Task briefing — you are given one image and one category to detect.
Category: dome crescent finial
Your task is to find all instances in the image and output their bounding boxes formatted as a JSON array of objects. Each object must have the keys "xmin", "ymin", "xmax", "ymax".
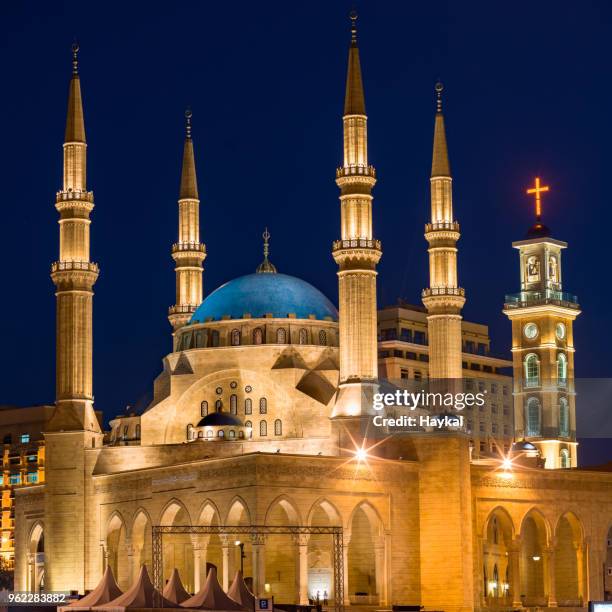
[
  {"xmin": 435, "ymin": 80, "xmax": 443, "ymax": 113},
  {"xmin": 72, "ymin": 40, "xmax": 79, "ymax": 75}
]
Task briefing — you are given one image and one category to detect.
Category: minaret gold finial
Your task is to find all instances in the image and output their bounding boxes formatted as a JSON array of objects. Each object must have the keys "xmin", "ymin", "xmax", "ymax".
[
  {"xmin": 72, "ymin": 41, "xmax": 79, "ymax": 75},
  {"xmin": 256, "ymin": 227, "xmax": 277, "ymax": 274},
  {"xmin": 349, "ymin": 10, "xmax": 358, "ymax": 44},
  {"xmin": 435, "ymin": 81, "xmax": 443, "ymax": 113},
  {"xmin": 185, "ymin": 108, "xmax": 192, "ymax": 139}
]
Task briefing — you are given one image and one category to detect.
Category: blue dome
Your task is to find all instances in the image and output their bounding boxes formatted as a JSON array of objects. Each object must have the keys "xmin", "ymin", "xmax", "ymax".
[{"xmin": 190, "ymin": 273, "xmax": 338, "ymax": 323}]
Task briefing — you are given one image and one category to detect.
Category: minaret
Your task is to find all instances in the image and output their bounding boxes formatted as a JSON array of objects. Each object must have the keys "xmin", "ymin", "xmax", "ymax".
[
  {"xmin": 45, "ymin": 43, "xmax": 103, "ymax": 595},
  {"xmin": 48, "ymin": 44, "xmax": 101, "ymax": 433},
  {"xmin": 168, "ymin": 110, "xmax": 206, "ymax": 331},
  {"xmin": 421, "ymin": 83, "xmax": 465, "ymax": 380},
  {"xmin": 504, "ymin": 178, "xmax": 581, "ymax": 469},
  {"xmin": 332, "ymin": 12, "xmax": 382, "ymax": 418}
]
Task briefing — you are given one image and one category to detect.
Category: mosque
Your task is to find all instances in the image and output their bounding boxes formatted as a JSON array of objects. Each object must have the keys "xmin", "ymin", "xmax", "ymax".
[{"xmin": 11, "ymin": 14, "xmax": 612, "ymax": 612}]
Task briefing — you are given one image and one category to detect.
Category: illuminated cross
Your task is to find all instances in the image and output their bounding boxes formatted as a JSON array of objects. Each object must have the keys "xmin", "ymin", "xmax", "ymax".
[{"xmin": 526, "ymin": 177, "xmax": 550, "ymax": 222}]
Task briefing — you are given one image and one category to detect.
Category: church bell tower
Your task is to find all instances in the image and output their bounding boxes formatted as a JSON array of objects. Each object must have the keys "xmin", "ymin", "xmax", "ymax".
[{"xmin": 503, "ymin": 178, "xmax": 581, "ymax": 468}]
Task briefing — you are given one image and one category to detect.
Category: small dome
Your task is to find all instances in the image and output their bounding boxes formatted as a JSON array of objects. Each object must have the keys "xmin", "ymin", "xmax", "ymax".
[
  {"xmin": 526, "ymin": 222, "xmax": 551, "ymax": 239},
  {"xmin": 512, "ymin": 440, "xmax": 538, "ymax": 452},
  {"xmin": 198, "ymin": 412, "xmax": 243, "ymax": 427},
  {"xmin": 190, "ymin": 273, "xmax": 338, "ymax": 323}
]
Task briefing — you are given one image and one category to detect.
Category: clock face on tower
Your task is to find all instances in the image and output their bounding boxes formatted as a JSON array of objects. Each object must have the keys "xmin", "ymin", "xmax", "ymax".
[
  {"xmin": 556, "ymin": 322, "xmax": 566, "ymax": 340},
  {"xmin": 524, "ymin": 322, "xmax": 538, "ymax": 339}
]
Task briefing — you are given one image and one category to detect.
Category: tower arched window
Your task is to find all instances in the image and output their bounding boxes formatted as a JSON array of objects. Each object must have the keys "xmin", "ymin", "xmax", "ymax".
[
  {"xmin": 211, "ymin": 330, "xmax": 220, "ymax": 347},
  {"xmin": 230, "ymin": 394, "xmax": 237, "ymax": 415},
  {"xmin": 299, "ymin": 328, "xmax": 308, "ymax": 345},
  {"xmin": 201, "ymin": 401, "xmax": 208, "ymax": 417},
  {"xmin": 274, "ymin": 419, "xmax": 282, "ymax": 436},
  {"xmin": 559, "ymin": 397, "xmax": 570, "ymax": 437},
  {"xmin": 231, "ymin": 329, "xmax": 241, "ymax": 346},
  {"xmin": 135, "ymin": 424, "xmax": 141, "ymax": 440},
  {"xmin": 319, "ymin": 330, "xmax": 327, "ymax": 345},
  {"xmin": 253, "ymin": 328, "xmax": 263, "ymax": 345},
  {"xmin": 525, "ymin": 397, "xmax": 541, "ymax": 437},
  {"xmin": 215, "ymin": 399, "xmax": 223, "ymax": 412},
  {"xmin": 557, "ymin": 353, "xmax": 567, "ymax": 386},
  {"xmin": 524, "ymin": 353, "xmax": 540, "ymax": 388},
  {"xmin": 259, "ymin": 397, "xmax": 267, "ymax": 414},
  {"xmin": 276, "ymin": 328, "xmax": 287, "ymax": 344},
  {"xmin": 260, "ymin": 420, "xmax": 267, "ymax": 436},
  {"xmin": 560, "ymin": 448, "xmax": 570, "ymax": 468},
  {"xmin": 245, "ymin": 398, "xmax": 252, "ymax": 415}
]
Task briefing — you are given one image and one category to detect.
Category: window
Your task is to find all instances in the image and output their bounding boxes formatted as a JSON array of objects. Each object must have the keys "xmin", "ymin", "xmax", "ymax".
[
  {"xmin": 195, "ymin": 331, "xmax": 205, "ymax": 348},
  {"xmin": 557, "ymin": 353, "xmax": 567, "ymax": 386},
  {"xmin": 274, "ymin": 419, "xmax": 282, "ymax": 436},
  {"xmin": 394, "ymin": 350, "xmax": 403, "ymax": 358},
  {"xmin": 319, "ymin": 330, "xmax": 327, "ymax": 345},
  {"xmin": 230, "ymin": 395, "xmax": 237, "ymax": 415},
  {"xmin": 503, "ymin": 425, "xmax": 509, "ymax": 435},
  {"xmin": 228, "ymin": 430, "xmax": 236, "ymax": 439},
  {"xmin": 559, "ymin": 397, "xmax": 570, "ymax": 437},
  {"xmin": 215, "ymin": 399, "xmax": 223, "ymax": 411},
  {"xmin": 465, "ymin": 341, "xmax": 475, "ymax": 354},
  {"xmin": 3, "ymin": 435, "xmax": 11, "ymax": 444},
  {"xmin": 491, "ymin": 384, "xmax": 498, "ymax": 394},
  {"xmin": 218, "ymin": 430, "xmax": 224, "ymax": 438},
  {"xmin": 400, "ymin": 369, "xmax": 409, "ymax": 380},
  {"xmin": 524, "ymin": 353, "xmax": 540, "ymax": 387},
  {"xmin": 20, "ymin": 434, "xmax": 30, "ymax": 444},
  {"xmin": 492, "ymin": 423, "xmax": 498, "ymax": 434},
  {"xmin": 245, "ymin": 398, "xmax": 252, "ymax": 414},
  {"xmin": 259, "ymin": 397, "xmax": 267, "ymax": 414},
  {"xmin": 9, "ymin": 474, "xmax": 20, "ymax": 485},
  {"xmin": 406, "ymin": 352, "xmax": 417, "ymax": 360},
  {"xmin": 299, "ymin": 328, "xmax": 308, "ymax": 345},
  {"xmin": 260, "ymin": 420, "xmax": 267, "ymax": 436},
  {"xmin": 414, "ymin": 331, "xmax": 426, "ymax": 345},
  {"xmin": 560, "ymin": 448, "xmax": 570, "ymax": 468},
  {"xmin": 253, "ymin": 328, "xmax": 263, "ymax": 345},
  {"xmin": 26, "ymin": 472, "xmax": 38, "ymax": 484},
  {"xmin": 211, "ymin": 330, "xmax": 220, "ymax": 347},
  {"xmin": 419, "ymin": 354, "xmax": 429, "ymax": 362},
  {"xmin": 478, "ymin": 382, "xmax": 486, "ymax": 393},
  {"xmin": 503, "ymin": 386, "xmax": 509, "ymax": 396},
  {"xmin": 135, "ymin": 424, "xmax": 141, "ymax": 439},
  {"xmin": 206, "ymin": 430, "xmax": 213, "ymax": 438},
  {"xmin": 123, "ymin": 425, "xmax": 128, "ymax": 438},
  {"xmin": 414, "ymin": 371, "xmax": 422, "ymax": 381},
  {"xmin": 201, "ymin": 401, "xmax": 208, "ymax": 416},
  {"xmin": 526, "ymin": 397, "xmax": 541, "ymax": 436},
  {"xmin": 245, "ymin": 420, "xmax": 252, "ymax": 429},
  {"xmin": 478, "ymin": 343, "xmax": 487, "ymax": 355},
  {"xmin": 187, "ymin": 424, "xmax": 193, "ymax": 440},
  {"xmin": 276, "ymin": 328, "xmax": 287, "ymax": 344},
  {"xmin": 491, "ymin": 403, "xmax": 498, "ymax": 414},
  {"xmin": 400, "ymin": 328, "xmax": 412, "ymax": 342},
  {"xmin": 479, "ymin": 422, "xmax": 485, "ymax": 433},
  {"xmin": 231, "ymin": 329, "xmax": 241, "ymax": 346}
]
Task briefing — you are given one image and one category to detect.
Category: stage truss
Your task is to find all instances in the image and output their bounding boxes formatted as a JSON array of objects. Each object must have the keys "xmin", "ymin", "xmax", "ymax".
[{"xmin": 152, "ymin": 524, "xmax": 344, "ymax": 612}]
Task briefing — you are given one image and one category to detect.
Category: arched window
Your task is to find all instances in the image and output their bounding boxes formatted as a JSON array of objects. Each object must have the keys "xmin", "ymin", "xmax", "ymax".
[
  {"xmin": 245, "ymin": 398, "xmax": 252, "ymax": 414},
  {"xmin": 215, "ymin": 399, "xmax": 223, "ymax": 412},
  {"xmin": 319, "ymin": 330, "xmax": 327, "ymax": 345},
  {"xmin": 123, "ymin": 425, "xmax": 128, "ymax": 438},
  {"xmin": 260, "ymin": 420, "xmax": 267, "ymax": 436},
  {"xmin": 245, "ymin": 420, "xmax": 252, "ymax": 429},
  {"xmin": 238, "ymin": 431, "xmax": 244, "ymax": 439},
  {"xmin": 201, "ymin": 401, "xmax": 208, "ymax": 417},
  {"xmin": 524, "ymin": 353, "xmax": 540, "ymax": 387},
  {"xmin": 560, "ymin": 448, "xmax": 570, "ymax": 468},
  {"xmin": 231, "ymin": 329, "xmax": 241, "ymax": 346},
  {"xmin": 557, "ymin": 353, "xmax": 567, "ymax": 386},
  {"xmin": 253, "ymin": 328, "xmax": 263, "ymax": 345},
  {"xmin": 230, "ymin": 394, "xmax": 237, "ymax": 415},
  {"xmin": 276, "ymin": 328, "xmax": 287, "ymax": 344},
  {"xmin": 198, "ymin": 430, "xmax": 204, "ymax": 438},
  {"xmin": 218, "ymin": 430, "xmax": 224, "ymax": 438},
  {"xmin": 211, "ymin": 330, "xmax": 220, "ymax": 347},
  {"xmin": 135, "ymin": 424, "xmax": 141, "ymax": 439},
  {"xmin": 206, "ymin": 430, "xmax": 212, "ymax": 438},
  {"xmin": 186, "ymin": 424, "xmax": 193, "ymax": 440},
  {"xmin": 526, "ymin": 397, "xmax": 541, "ymax": 437},
  {"xmin": 274, "ymin": 419, "xmax": 282, "ymax": 436},
  {"xmin": 259, "ymin": 398, "xmax": 267, "ymax": 414},
  {"xmin": 559, "ymin": 397, "xmax": 570, "ymax": 437},
  {"xmin": 229, "ymin": 430, "xmax": 236, "ymax": 439},
  {"xmin": 299, "ymin": 328, "xmax": 308, "ymax": 345}
]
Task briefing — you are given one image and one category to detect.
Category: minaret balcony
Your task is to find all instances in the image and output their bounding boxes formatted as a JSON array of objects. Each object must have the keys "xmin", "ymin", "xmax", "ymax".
[
  {"xmin": 51, "ymin": 261, "xmax": 99, "ymax": 274},
  {"xmin": 504, "ymin": 290, "xmax": 579, "ymax": 310},
  {"xmin": 336, "ymin": 164, "xmax": 376, "ymax": 179},
  {"xmin": 422, "ymin": 287, "xmax": 465, "ymax": 298},
  {"xmin": 56, "ymin": 189, "xmax": 94, "ymax": 203},
  {"xmin": 171, "ymin": 242, "xmax": 206, "ymax": 254},
  {"xmin": 332, "ymin": 238, "xmax": 381, "ymax": 251},
  {"xmin": 169, "ymin": 304, "xmax": 197, "ymax": 315},
  {"xmin": 425, "ymin": 221, "xmax": 460, "ymax": 232}
]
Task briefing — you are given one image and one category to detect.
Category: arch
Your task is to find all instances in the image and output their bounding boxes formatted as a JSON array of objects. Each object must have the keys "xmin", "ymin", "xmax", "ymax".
[
  {"xmin": 132, "ymin": 508, "xmax": 152, "ymax": 584},
  {"xmin": 159, "ymin": 498, "xmax": 192, "ymax": 526},
  {"xmin": 482, "ymin": 508, "xmax": 515, "ymax": 603},
  {"xmin": 307, "ymin": 498, "xmax": 342, "ymax": 527},
  {"xmin": 276, "ymin": 328, "xmax": 287, "ymax": 344},
  {"xmin": 253, "ymin": 328, "xmax": 263, "ymax": 345},
  {"xmin": 519, "ymin": 508, "xmax": 550, "ymax": 605},
  {"xmin": 274, "ymin": 419, "xmax": 282, "ymax": 436},
  {"xmin": 158, "ymin": 499, "xmax": 193, "ymax": 592},
  {"xmin": 197, "ymin": 500, "xmax": 222, "ymax": 526},
  {"xmin": 231, "ymin": 329, "xmax": 241, "ymax": 346},
  {"xmin": 106, "ymin": 511, "xmax": 129, "ymax": 590},
  {"xmin": 483, "ymin": 506, "xmax": 516, "ymax": 543},
  {"xmin": 299, "ymin": 328, "xmax": 308, "ymax": 345},
  {"xmin": 28, "ymin": 522, "xmax": 45, "ymax": 593},
  {"xmin": 554, "ymin": 512, "xmax": 584, "ymax": 605},
  {"xmin": 557, "ymin": 352, "xmax": 568, "ymax": 385},
  {"xmin": 264, "ymin": 494, "xmax": 302, "ymax": 525},
  {"xmin": 524, "ymin": 353, "xmax": 540, "ymax": 387},
  {"xmin": 225, "ymin": 496, "xmax": 252, "ymax": 525},
  {"xmin": 525, "ymin": 397, "xmax": 541, "ymax": 437},
  {"xmin": 259, "ymin": 397, "xmax": 268, "ymax": 414},
  {"xmin": 346, "ymin": 500, "xmax": 384, "ymax": 535}
]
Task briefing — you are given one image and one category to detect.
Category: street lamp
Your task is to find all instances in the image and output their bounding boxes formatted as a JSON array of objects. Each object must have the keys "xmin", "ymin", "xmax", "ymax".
[{"xmin": 235, "ymin": 540, "xmax": 246, "ymax": 573}]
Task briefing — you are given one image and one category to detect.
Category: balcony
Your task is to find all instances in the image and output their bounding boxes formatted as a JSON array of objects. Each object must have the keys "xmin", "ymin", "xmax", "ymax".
[
  {"xmin": 55, "ymin": 189, "xmax": 94, "ymax": 204},
  {"xmin": 51, "ymin": 261, "xmax": 99, "ymax": 273},
  {"xmin": 332, "ymin": 238, "xmax": 381, "ymax": 251},
  {"xmin": 169, "ymin": 304, "xmax": 197, "ymax": 315},
  {"xmin": 422, "ymin": 287, "xmax": 465, "ymax": 298},
  {"xmin": 504, "ymin": 289, "xmax": 579, "ymax": 309},
  {"xmin": 171, "ymin": 242, "xmax": 206, "ymax": 254},
  {"xmin": 425, "ymin": 221, "xmax": 460, "ymax": 232},
  {"xmin": 335, "ymin": 164, "xmax": 376, "ymax": 179}
]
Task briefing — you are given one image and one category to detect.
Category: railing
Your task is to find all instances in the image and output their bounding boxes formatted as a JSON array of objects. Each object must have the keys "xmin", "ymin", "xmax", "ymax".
[
  {"xmin": 332, "ymin": 238, "xmax": 381, "ymax": 251},
  {"xmin": 422, "ymin": 287, "xmax": 465, "ymax": 297},
  {"xmin": 504, "ymin": 289, "xmax": 579, "ymax": 309},
  {"xmin": 171, "ymin": 242, "xmax": 206, "ymax": 253},
  {"xmin": 56, "ymin": 189, "xmax": 94, "ymax": 203},
  {"xmin": 51, "ymin": 261, "xmax": 99, "ymax": 273},
  {"xmin": 169, "ymin": 304, "xmax": 197, "ymax": 315},
  {"xmin": 335, "ymin": 164, "xmax": 376, "ymax": 178},
  {"xmin": 425, "ymin": 221, "xmax": 460, "ymax": 232}
]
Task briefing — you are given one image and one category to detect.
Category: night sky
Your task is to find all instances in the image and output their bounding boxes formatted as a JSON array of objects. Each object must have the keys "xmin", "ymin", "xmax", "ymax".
[{"xmin": 1, "ymin": 1, "xmax": 610, "ymax": 464}]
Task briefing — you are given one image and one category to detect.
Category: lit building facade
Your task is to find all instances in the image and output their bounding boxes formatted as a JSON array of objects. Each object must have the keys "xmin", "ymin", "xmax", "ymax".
[{"xmin": 7, "ymin": 15, "xmax": 612, "ymax": 612}]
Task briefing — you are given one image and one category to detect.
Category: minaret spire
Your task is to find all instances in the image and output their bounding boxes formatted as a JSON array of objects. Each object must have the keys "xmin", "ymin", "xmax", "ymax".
[
  {"xmin": 422, "ymin": 81, "xmax": 465, "ymax": 380},
  {"xmin": 332, "ymin": 12, "xmax": 381, "ymax": 418},
  {"xmin": 48, "ymin": 43, "xmax": 100, "ymax": 433},
  {"xmin": 169, "ymin": 109, "xmax": 206, "ymax": 331}
]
